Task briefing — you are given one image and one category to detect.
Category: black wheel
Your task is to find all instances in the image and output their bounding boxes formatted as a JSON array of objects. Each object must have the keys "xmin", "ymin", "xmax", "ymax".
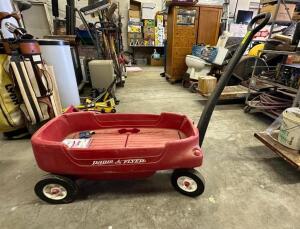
[
  {"xmin": 171, "ymin": 169, "xmax": 205, "ymax": 197},
  {"xmin": 189, "ymin": 82, "xmax": 198, "ymax": 93},
  {"xmin": 244, "ymin": 106, "xmax": 251, "ymax": 113},
  {"xmin": 115, "ymin": 100, "xmax": 120, "ymax": 105},
  {"xmin": 34, "ymin": 174, "xmax": 79, "ymax": 204},
  {"xmin": 101, "ymin": 108, "xmax": 106, "ymax": 113},
  {"xmin": 111, "ymin": 108, "xmax": 116, "ymax": 113},
  {"xmin": 182, "ymin": 73, "xmax": 191, "ymax": 88}
]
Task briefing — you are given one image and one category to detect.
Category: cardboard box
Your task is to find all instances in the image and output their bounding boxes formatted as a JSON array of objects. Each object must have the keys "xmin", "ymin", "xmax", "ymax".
[
  {"xmin": 144, "ymin": 26, "xmax": 155, "ymax": 33},
  {"xmin": 130, "ymin": 0, "xmax": 141, "ymax": 11},
  {"xmin": 292, "ymin": 12, "xmax": 300, "ymax": 21},
  {"xmin": 155, "ymin": 27, "xmax": 164, "ymax": 35},
  {"xmin": 155, "ymin": 27, "xmax": 164, "ymax": 46},
  {"xmin": 128, "ymin": 32, "xmax": 143, "ymax": 39},
  {"xmin": 142, "ymin": 2, "xmax": 156, "ymax": 19},
  {"xmin": 129, "ymin": 18, "xmax": 141, "ymax": 23},
  {"xmin": 144, "ymin": 19, "xmax": 155, "ymax": 27},
  {"xmin": 144, "ymin": 32, "xmax": 155, "ymax": 40},
  {"xmin": 128, "ymin": 25, "xmax": 142, "ymax": 33},
  {"xmin": 150, "ymin": 57, "xmax": 164, "ymax": 66},
  {"xmin": 260, "ymin": 3, "xmax": 296, "ymax": 22},
  {"xmin": 129, "ymin": 10, "xmax": 141, "ymax": 19},
  {"xmin": 144, "ymin": 40, "xmax": 155, "ymax": 46},
  {"xmin": 128, "ymin": 20, "xmax": 143, "ymax": 26},
  {"xmin": 155, "ymin": 27, "xmax": 164, "ymax": 38},
  {"xmin": 156, "ymin": 15, "xmax": 164, "ymax": 27}
]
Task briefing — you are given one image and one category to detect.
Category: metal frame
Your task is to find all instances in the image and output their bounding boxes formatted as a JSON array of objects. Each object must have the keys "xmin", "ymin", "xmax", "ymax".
[
  {"xmin": 244, "ymin": 0, "xmax": 300, "ymax": 116},
  {"xmin": 17, "ymin": 1, "xmax": 53, "ymax": 35}
]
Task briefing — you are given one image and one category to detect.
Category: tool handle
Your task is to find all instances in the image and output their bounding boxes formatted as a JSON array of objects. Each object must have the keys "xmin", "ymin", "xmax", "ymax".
[{"xmin": 247, "ymin": 13, "xmax": 271, "ymax": 34}]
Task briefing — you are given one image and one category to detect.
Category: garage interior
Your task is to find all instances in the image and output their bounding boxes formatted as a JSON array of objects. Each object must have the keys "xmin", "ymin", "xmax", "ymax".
[{"xmin": 0, "ymin": 0, "xmax": 299, "ymax": 228}]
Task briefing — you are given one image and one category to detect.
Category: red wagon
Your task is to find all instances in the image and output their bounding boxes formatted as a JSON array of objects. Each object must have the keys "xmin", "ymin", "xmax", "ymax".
[
  {"xmin": 31, "ymin": 13, "xmax": 271, "ymax": 204},
  {"xmin": 32, "ymin": 110, "xmax": 205, "ymax": 204}
]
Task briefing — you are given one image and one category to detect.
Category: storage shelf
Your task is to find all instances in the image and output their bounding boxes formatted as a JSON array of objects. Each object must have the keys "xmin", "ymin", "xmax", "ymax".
[
  {"xmin": 253, "ymin": 76, "xmax": 299, "ymax": 93},
  {"xmin": 254, "ymin": 131, "xmax": 300, "ymax": 169},
  {"xmin": 260, "ymin": 50, "xmax": 300, "ymax": 55},
  {"xmin": 267, "ymin": 21, "xmax": 293, "ymax": 25}
]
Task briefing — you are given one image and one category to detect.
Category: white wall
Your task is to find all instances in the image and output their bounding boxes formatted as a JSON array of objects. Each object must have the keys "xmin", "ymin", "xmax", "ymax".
[{"xmin": 229, "ymin": 0, "xmax": 250, "ymax": 18}]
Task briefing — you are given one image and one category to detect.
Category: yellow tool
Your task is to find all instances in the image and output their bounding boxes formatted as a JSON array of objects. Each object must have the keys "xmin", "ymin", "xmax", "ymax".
[
  {"xmin": 248, "ymin": 43, "xmax": 265, "ymax": 57},
  {"xmin": 74, "ymin": 78, "xmax": 118, "ymax": 113},
  {"xmin": 75, "ymin": 97, "xmax": 116, "ymax": 113}
]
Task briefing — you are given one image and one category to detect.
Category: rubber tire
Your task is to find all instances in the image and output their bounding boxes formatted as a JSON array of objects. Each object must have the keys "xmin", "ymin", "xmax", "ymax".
[
  {"xmin": 171, "ymin": 169, "xmax": 205, "ymax": 197},
  {"xmin": 111, "ymin": 108, "xmax": 116, "ymax": 113},
  {"xmin": 182, "ymin": 73, "xmax": 191, "ymax": 88},
  {"xmin": 34, "ymin": 174, "xmax": 79, "ymax": 204},
  {"xmin": 244, "ymin": 106, "xmax": 251, "ymax": 113}
]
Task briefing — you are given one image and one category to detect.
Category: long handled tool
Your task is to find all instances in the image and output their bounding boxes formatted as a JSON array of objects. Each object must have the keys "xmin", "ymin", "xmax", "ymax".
[{"xmin": 197, "ymin": 13, "xmax": 271, "ymax": 146}]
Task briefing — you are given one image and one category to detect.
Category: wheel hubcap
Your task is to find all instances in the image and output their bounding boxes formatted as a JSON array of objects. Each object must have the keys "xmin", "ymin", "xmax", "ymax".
[
  {"xmin": 42, "ymin": 184, "xmax": 67, "ymax": 200},
  {"xmin": 177, "ymin": 176, "xmax": 197, "ymax": 192}
]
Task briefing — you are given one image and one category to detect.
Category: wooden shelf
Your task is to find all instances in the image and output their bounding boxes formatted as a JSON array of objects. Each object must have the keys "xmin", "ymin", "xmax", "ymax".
[
  {"xmin": 254, "ymin": 131, "xmax": 300, "ymax": 169},
  {"xmin": 253, "ymin": 77, "xmax": 299, "ymax": 94},
  {"xmin": 165, "ymin": 0, "xmax": 198, "ymax": 7},
  {"xmin": 199, "ymin": 85, "xmax": 255, "ymax": 100},
  {"xmin": 261, "ymin": 50, "xmax": 299, "ymax": 55}
]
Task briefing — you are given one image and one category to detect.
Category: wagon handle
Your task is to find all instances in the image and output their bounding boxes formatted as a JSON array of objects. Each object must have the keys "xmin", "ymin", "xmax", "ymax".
[
  {"xmin": 247, "ymin": 13, "xmax": 271, "ymax": 34},
  {"xmin": 197, "ymin": 13, "xmax": 271, "ymax": 147}
]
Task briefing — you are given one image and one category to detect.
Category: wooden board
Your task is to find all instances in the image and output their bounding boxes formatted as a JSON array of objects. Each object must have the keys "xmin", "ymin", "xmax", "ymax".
[
  {"xmin": 199, "ymin": 85, "xmax": 251, "ymax": 100},
  {"xmin": 66, "ymin": 128, "xmax": 185, "ymax": 149},
  {"xmin": 254, "ymin": 132, "xmax": 300, "ymax": 169},
  {"xmin": 197, "ymin": 6, "xmax": 222, "ymax": 45}
]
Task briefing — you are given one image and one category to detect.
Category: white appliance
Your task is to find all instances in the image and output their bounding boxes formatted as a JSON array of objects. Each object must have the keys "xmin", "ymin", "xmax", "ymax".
[
  {"xmin": 39, "ymin": 39, "xmax": 80, "ymax": 108},
  {"xmin": 88, "ymin": 60, "xmax": 115, "ymax": 92}
]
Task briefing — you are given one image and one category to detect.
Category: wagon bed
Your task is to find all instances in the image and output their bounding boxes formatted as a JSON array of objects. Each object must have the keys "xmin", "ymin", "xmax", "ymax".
[{"xmin": 66, "ymin": 128, "xmax": 187, "ymax": 149}]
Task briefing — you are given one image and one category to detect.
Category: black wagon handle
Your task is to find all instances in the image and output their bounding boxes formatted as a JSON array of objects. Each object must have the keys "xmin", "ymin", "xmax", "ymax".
[
  {"xmin": 197, "ymin": 13, "xmax": 271, "ymax": 147},
  {"xmin": 247, "ymin": 13, "xmax": 271, "ymax": 33}
]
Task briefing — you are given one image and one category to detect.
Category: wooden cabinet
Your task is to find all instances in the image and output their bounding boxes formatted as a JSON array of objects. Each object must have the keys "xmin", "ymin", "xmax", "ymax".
[
  {"xmin": 166, "ymin": 6, "xmax": 199, "ymax": 82},
  {"xmin": 166, "ymin": 5, "xmax": 222, "ymax": 82},
  {"xmin": 198, "ymin": 6, "xmax": 222, "ymax": 45}
]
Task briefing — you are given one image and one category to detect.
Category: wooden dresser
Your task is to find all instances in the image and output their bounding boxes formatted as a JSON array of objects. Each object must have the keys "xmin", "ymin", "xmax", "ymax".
[{"xmin": 166, "ymin": 5, "xmax": 222, "ymax": 82}]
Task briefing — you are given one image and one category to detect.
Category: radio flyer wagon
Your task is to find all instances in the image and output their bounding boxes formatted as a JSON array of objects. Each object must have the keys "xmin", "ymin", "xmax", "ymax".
[{"xmin": 31, "ymin": 14, "xmax": 271, "ymax": 204}]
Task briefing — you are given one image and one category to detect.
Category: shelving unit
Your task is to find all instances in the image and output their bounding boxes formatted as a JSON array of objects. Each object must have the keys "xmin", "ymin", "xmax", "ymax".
[
  {"xmin": 259, "ymin": 0, "xmax": 298, "ymax": 37},
  {"xmin": 250, "ymin": 1, "xmax": 300, "ymax": 167},
  {"xmin": 244, "ymin": 0, "xmax": 300, "ymax": 118},
  {"xmin": 254, "ymin": 131, "xmax": 300, "ymax": 169}
]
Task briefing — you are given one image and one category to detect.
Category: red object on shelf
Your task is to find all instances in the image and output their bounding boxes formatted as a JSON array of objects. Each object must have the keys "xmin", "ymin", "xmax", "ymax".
[{"xmin": 31, "ymin": 111, "xmax": 203, "ymax": 180}]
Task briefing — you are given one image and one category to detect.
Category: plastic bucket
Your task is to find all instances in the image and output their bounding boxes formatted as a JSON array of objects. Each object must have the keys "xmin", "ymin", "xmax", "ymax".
[{"xmin": 278, "ymin": 108, "xmax": 300, "ymax": 150}]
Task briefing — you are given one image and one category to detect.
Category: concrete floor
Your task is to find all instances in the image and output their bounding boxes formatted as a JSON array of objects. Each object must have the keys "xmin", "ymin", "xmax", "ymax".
[{"xmin": 0, "ymin": 66, "xmax": 299, "ymax": 229}]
